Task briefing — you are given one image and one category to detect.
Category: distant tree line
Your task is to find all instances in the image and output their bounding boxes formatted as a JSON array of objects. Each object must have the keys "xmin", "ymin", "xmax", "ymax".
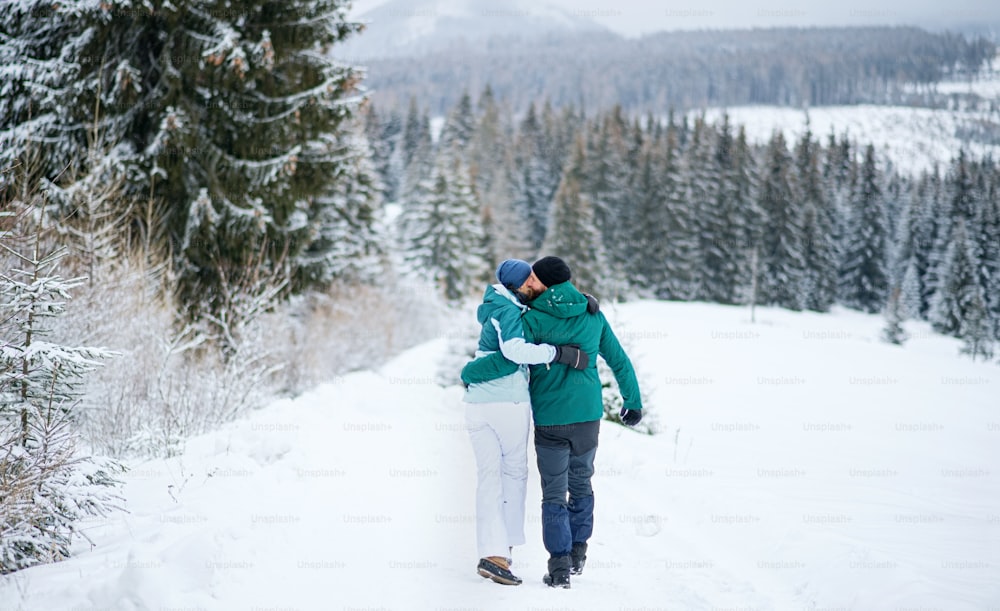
[
  {"xmin": 368, "ymin": 87, "xmax": 1000, "ymax": 358},
  {"xmin": 359, "ymin": 27, "xmax": 996, "ymax": 114}
]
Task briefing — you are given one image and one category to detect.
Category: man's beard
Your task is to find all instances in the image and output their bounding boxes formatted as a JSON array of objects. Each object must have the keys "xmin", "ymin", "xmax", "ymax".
[{"xmin": 515, "ymin": 287, "xmax": 537, "ymax": 303}]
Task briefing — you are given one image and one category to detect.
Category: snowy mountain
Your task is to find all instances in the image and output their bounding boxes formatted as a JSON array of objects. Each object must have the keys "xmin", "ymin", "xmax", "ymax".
[
  {"xmin": 341, "ymin": 0, "xmax": 608, "ymax": 60},
  {"xmin": 2, "ymin": 300, "xmax": 997, "ymax": 609}
]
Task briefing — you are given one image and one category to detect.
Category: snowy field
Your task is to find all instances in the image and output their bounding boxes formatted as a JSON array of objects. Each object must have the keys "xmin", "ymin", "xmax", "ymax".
[
  {"xmin": 695, "ymin": 104, "xmax": 1000, "ymax": 176},
  {"xmin": 1, "ymin": 301, "xmax": 998, "ymax": 610}
]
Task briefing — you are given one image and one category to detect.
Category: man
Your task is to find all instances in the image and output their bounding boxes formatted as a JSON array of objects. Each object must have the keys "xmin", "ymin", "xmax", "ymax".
[
  {"xmin": 463, "ymin": 256, "xmax": 643, "ymax": 589},
  {"xmin": 462, "ymin": 259, "xmax": 590, "ymax": 586}
]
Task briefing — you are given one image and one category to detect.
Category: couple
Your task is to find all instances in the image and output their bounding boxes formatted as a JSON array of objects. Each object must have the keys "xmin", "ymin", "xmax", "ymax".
[{"xmin": 461, "ymin": 255, "xmax": 643, "ymax": 589}]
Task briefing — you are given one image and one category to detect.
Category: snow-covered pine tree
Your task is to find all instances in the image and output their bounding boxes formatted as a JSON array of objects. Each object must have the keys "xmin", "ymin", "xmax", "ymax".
[
  {"xmin": 0, "ymin": 2, "xmax": 100, "ymax": 195},
  {"xmin": 701, "ymin": 114, "xmax": 756, "ymax": 305},
  {"xmin": 0, "ymin": 203, "xmax": 121, "ymax": 573},
  {"xmin": 978, "ymin": 172, "xmax": 1000, "ymax": 340},
  {"xmin": 399, "ymin": 155, "xmax": 486, "ymax": 302},
  {"xmin": 919, "ymin": 167, "xmax": 948, "ymax": 318},
  {"xmin": 541, "ymin": 102, "xmax": 580, "ymax": 200},
  {"xmin": 586, "ymin": 107, "xmax": 633, "ymax": 281},
  {"xmin": 628, "ymin": 130, "xmax": 668, "ymax": 295},
  {"xmin": 795, "ymin": 127, "xmax": 839, "ymax": 312},
  {"xmin": 470, "ymin": 87, "xmax": 531, "ymax": 262},
  {"xmin": 470, "ymin": 86, "xmax": 505, "ymax": 196},
  {"xmin": 881, "ymin": 287, "xmax": 908, "ymax": 345},
  {"xmin": 167, "ymin": 0, "xmax": 370, "ymax": 315},
  {"xmin": 540, "ymin": 137, "xmax": 610, "ymax": 297},
  {"xmin": 400, "ymin": 105, "xmax": 435, "ymax": 205},
  {"xmin": 821, "ymin": 131, "xmax": 855, "ymax": 286},
  {"xmin": 893, "ymin": 174, "xmax": 931, "ymax": 318},
  {"xmin": 757, "ymin": 131, "xmax": 805, "ymax": 310},
  {"xmin": 959, "ymin": 293, "xmax": 993, "ymax": 361},
  {"xmin": 3, "ymin": 0, "xmax": 372, "ymax": 319},
  {"xmin": 298, "ymin": 128, "xmax": 384, "ymax": 286},
  {"xmin": 439, "ymin": 91, "xmax": 476, "ymax": 154},
  {"xmin": 949, "ymin": 149, "xmax": 977, "ymax": 221},
  {"xmin": 401, "ymin": 97, "xmax": 429, "ymax": 171},
  {"xmin": 686, "ymin": 116, "xmax": 725, "ymax": 302},
  {"xmin": 363, "ymin": 103, "xmax": 403, "ymax": 203},
  {"xmin": 660, "ymin": 121, "xmax": 700, "ymax": 301},
  {"xmin": 929, "ymin": 218, "xmax": 981, "ymax": 336},
  {"xmin": 512, "ymin": 104, "xmax": 555, "ymax": 250},
  {"xmin": 900, "ymin": 256, "xmax": 923, "ymax": 320},
  {"xmin": 730, "ymin": 126, "xmax": 763, "ymax": 305},
  {"xmin": 839, "ymin": 144, "xmax": 890, "ymax": 313}
]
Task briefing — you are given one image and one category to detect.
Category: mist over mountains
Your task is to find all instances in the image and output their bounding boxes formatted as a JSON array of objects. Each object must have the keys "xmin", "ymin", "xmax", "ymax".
[
  {"xmin": 341, "ymin": 0, "xmax": 606, "ymax": 59},
  {"xmin": 345, "ymin": 21, "xmax": 996, "ymax": 114}
]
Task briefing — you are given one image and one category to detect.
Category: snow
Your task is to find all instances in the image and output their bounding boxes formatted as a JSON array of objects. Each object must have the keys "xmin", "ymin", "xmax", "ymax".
[
  {"xmin": 2, "ymin": 301, "xmax": 998, "ymax": 609},
  {"xmin": 693, "ymin": 104, "xmax": 1000, "ymax": 176}
]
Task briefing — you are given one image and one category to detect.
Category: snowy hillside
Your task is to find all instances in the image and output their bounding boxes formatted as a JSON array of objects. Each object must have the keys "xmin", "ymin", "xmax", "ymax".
[
  {"xmin": 1, "ymin": 301, "xmax": 997, "ymax": 609},
  {"xmin": 695, "ymin": 103, "xmax": 1000, "ymax": 176},
  {"xmin": 342, "ymin": 0, "xmax": 606, "ymax": 59}
]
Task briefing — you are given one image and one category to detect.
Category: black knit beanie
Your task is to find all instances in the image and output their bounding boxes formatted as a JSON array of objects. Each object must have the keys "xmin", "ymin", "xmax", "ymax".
[{"xmin": 532, "ymin": 256, "xmax": 572, "ymax": 287}]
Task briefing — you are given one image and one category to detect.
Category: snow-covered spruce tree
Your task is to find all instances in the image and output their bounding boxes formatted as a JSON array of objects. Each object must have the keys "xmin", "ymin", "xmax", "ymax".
[
  {"xmin": 900, "ymin": 258, "xmax": 923, "ymax": 326},
  {"xmin": 881, "ymin": 287, "xmax": 908, "ymax": 345},
  {"xmin": 400, "ymin": 104, "xmax": 435, "ymax": 204},
  {"xmin": 297, "ymin": 127, "xmax": 383, "ymax": 287},
  {"xmin": 512, "ymin": 103, "xmax": 556, "ymax": 251},
  {"xmin": 839, "ymin": 144, "xmax": 890, "ymax": 313},
  {"xmin": 757, "ymin": 131, "xmax": 805, "ymax": 310},
  {"xmin": 586, "ymin": 107, "xmax": 633, "ymax": 281},
  {"xmin": 685, "ymin": 116, "xmax": 724, "ymax": 302},
  {"xmin": 471, "ymin": 87, "xmax": 532, "ymax": 263},
  {"xmin": 628, "ymin": 130, "xmax": 670, "ymax": 296},
  {"xmin": 541, "ymin": 102, "xmax": 581, "ymax": 202},
  {"xmin": 439, "ymin": 91, "xmax": 476, "ymax": 153},
  {"xmin": 795, "ymin": 128, "xmax": 839, "ymax": 312},
  {"xmin": 399, "ymin": 155, "xmax": 487, "ymax": 302},
  {"xmin": 979, "ymin": 176, "xmax": 1000, "ymax": 341},
  {"xmin": 0, "ymin": 2, "xmax": 98, "ymax": 195},
  {"xmin": 0, "ymin": 209, "xmax": 121, "ymax": 574},
  {"xmin": 3, "ymin": 1, "xmax": 372, "ymax": 319},
  {"xmin": 401, "ymin": 97, "xmax": 426, "ymax": 170},
  {"xmin": 363, "ymin": 103, "xmax": 403, "ymax": 203},
  {"xmin": 965, "ymin": 162, "xmax": 1000, "ymax": 341},
  {"xmin": 161, "ymin": 1, "xmax": 370, "ymax": 315},
  {"xmin": 892, "ymin": 175, "xmax": 931, "ymax": 317},
  {"xmin": 959, "ymin": 293, "xmax": 993, "ymax": 361},
  {"xmin": 540, "ymin": 137, "xmax": 611, "ymax": 298},
  {"xmin": 660, "ymin": 122, "xmax": 700, "ymax": 301},
  {"xmin": 919, "ymin": 167, "xmax": 947, "ymax": 319},
  {"xmin": 729, "ymin": 126, "xmax": 763, "ymax": 305},
  {"xmin": 701, "ymin": 115, "xmax": 745, "ymax": 305},
  {"xmin": 929, "ymin": 218, "xmax": 983, "ymax": 337}
]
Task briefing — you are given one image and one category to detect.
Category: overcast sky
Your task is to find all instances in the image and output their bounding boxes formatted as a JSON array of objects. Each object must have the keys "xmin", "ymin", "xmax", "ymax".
[{"xmin": 349, "ymin": 0, "xmax": 1000, "ymax": 37}]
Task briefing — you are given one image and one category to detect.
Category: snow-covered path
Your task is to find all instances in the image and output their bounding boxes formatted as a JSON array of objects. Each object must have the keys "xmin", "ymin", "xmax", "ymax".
[{"xmin": 2, "ymin": 302, "xmax": 998, "ymax": 610}]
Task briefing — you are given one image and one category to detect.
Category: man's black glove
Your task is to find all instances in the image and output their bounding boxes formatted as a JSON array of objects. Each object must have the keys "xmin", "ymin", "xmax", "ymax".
[
  {"xmin": 620, "ymin": 408, "xmax": 642, "ymax": 426},
  {"xmin": 552, "ymin": 344, "xmax": 590, "ymax": 370},
  {"xmin": 584, "ymin": 293, "xmax": 600, "ymax": 314}
]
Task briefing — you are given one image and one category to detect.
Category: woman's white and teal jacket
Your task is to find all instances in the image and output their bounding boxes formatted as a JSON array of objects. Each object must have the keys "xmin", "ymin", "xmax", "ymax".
[{"xmin": 462, "ymin": 284, "xmax": 555, "ymax": 404}]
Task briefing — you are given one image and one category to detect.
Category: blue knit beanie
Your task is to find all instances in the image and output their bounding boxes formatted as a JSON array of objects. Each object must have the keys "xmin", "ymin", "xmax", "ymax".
[{"xmin": 496, "ymin": 259, "xmax": 532, "ymax": 289}]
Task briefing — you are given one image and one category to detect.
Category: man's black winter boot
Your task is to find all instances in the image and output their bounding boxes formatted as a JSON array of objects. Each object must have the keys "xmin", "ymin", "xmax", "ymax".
[
  {"xmin": 542, "ymin": 555, "xmax": 572, "ymax": 588},
  {"xmin": 570, "ymin": 542, "xmax": 588, "ymax": 575}
]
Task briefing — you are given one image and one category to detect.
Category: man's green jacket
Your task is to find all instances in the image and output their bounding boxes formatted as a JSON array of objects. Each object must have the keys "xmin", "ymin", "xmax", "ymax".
[{"xmin": 462, "ymin": 281, "xmax": 642, "ymax": 426}]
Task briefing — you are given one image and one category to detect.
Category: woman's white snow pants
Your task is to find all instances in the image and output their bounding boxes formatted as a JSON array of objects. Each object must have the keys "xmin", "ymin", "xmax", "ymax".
[{"xmin": 465, "ymin": 401, "xmax": 532, "ymax": 559}]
